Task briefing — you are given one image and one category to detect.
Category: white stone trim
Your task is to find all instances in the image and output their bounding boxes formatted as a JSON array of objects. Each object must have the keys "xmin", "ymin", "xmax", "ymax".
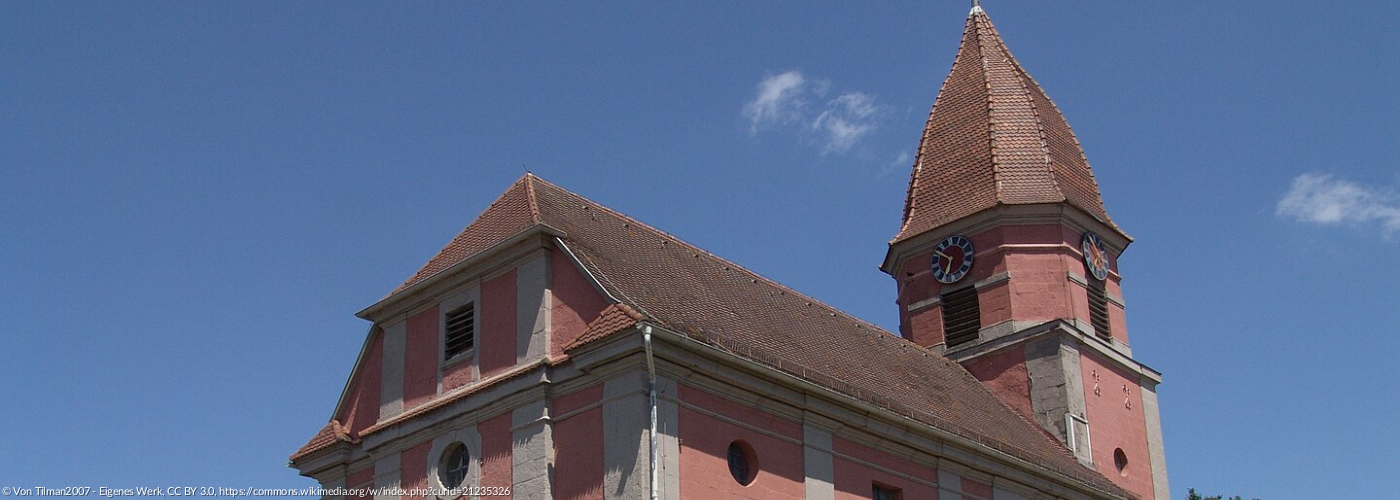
[
  {"xmin": 373, "ymin": 453, "xmax": 401, "ymax": 500},
  {"xmin": 656, "ymin": 376, "xmax": 681, "ymax": 500},
  {"xmin": 803, "ymin": 424, "xmax": 835, "ymax": 500},
  {"xmin": 906, "ymin": 296, "xmax": 941, "ymax": 313},
  {"xmin": 427, "ymin": 425, "xmax": 482, "ymax": 499},
  {"xmin": 602, "ymin": 374, "xmax": 649, "ymax": 499},
  {"xmin": 1139, "ymin": 379, "xmax": 1170, "ymax": 500},
  {"xmin": 510, "ymin": 399, "xmax": 553, "ymax": 498},
  {"xmin": 938, "ymin": 469, "xmax": 964, "ymax": 499},
  {"xmin": 380, "ymin": 320, "xmax": 407, "ymax": 420},
  {"xmin": 515, "ymin": 255, "xmax": 550, "ymax": 363}
]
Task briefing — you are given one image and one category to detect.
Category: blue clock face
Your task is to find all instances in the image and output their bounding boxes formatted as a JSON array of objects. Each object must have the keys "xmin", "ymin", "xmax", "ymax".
[
  {"xmin": 931, "ymin": 235, "xmax": 974, "ymax": 284},
  {"xmin": 1081, "ymin": 232, "xmax": 1110, "ymax": 281}
]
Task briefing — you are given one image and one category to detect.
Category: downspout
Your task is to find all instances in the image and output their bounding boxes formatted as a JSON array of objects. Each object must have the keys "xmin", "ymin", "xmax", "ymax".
[{"xmin": 643, "ymin": 324, "xmax": 659, "ymax": 500}]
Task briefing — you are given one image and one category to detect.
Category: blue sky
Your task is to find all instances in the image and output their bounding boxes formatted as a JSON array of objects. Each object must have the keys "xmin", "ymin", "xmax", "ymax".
[{"xmin": 2, "ymin": 1, "xmax": 1397, "ymax": 498}]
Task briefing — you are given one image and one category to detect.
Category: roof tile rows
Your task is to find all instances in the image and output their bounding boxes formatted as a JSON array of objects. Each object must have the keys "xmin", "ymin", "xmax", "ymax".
[
  {"xmin": 300, "ymin": 173, "xmax": 1127, "ymax": 497},
  {"xmin": 897, "ymin": 10, "xmax": 1120, "ymax": 243}
]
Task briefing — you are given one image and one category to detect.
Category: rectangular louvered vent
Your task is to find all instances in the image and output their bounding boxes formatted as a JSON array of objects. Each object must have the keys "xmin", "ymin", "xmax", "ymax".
[
  {"xmin": 1088, "ymin": 281, "xmax": 1111, "ymax": 338},
  {"xmin": 444, "ymin": 303, "xmax": 475, "ymax": 359},
  {"xmin": 941, "ymin": 286, "xmax": 981, "ymax": 348}
]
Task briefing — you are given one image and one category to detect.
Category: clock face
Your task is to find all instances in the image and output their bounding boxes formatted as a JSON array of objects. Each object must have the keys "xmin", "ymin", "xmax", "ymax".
[
  {"xmin": 931, "ymin": 235, "xmax": 974, "ymax": 284},
  {"xmin": 1081, "ymin": 232, "xmax": 1110, "ymax": 281}
]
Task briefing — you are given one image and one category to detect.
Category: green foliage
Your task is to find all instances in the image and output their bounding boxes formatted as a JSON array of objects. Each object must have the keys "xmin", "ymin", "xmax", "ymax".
[{"xmin": 1186, "ymin": 488, "xmax": 1260, "ymax": 500}]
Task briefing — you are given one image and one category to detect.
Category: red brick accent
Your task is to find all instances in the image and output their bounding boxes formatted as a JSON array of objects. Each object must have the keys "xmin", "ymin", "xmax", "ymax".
[
  {"xmin": 338, "ymin": 327, "xmax": 382, "ymax": 436},
  {"xmin": 550, "ymin": 247, "xmax": 610, "ymax": 357},
  {"xmin": 404, "ymin": 306, "xmax": 439, "ymax": 409},
  {"xmin": 400, "ymin": 441, "xmax": 430, "ymax": 500},
  {"xmin": 678, "ymin": 383, "xmax": 803, "ymax": 499},
  {"xmin": 962, "ymin": 347, "xmax": 1034, "ymax": 422},
  {"xmin": 481, "ymin": 270, "xmax": 518, "ymax": 378},
  {"xmin": 553, "ymin": 385, "xmax": 604, "ymax": 500},
  {"xmin": 480, "ymin": 414, "xmax": 513, "ymax": 496},
  {"xmin": 832, "ymin": 437, "xmax": 939, "ymax": 499}
]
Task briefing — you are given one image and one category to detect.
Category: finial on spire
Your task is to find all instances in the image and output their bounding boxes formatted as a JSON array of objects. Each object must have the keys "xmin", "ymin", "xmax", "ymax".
[{"xmin": 970, "ymin": 0, "xmax": 984, "ymax": 15}]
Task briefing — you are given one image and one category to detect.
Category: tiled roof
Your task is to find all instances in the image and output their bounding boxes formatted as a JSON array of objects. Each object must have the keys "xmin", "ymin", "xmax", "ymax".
[
  {"xmin": 565, "ymin": 303, "xmax": 644, "ymax": 351},
  {"xmin": 392, "ymin": 176, "xmax": 542, "ymax": 294},
  {"xmin": 290, "ymin": 420, "xmax": 353, "ymax": 461},
  {"xmin": 376, "ymin": 174, "xmax": 1126, "ymax": 497},
  {"xmin": 896, "ymin": 8, "xmax": 1122, "ymax": 243}
]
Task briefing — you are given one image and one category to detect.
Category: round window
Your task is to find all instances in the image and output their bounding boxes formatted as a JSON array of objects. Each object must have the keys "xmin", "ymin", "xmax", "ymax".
[
  {"xmin": 727, "ymin": 440, "xmax": 757, "ymax": 486},
  {"xmin": 1113, "ymin": 448, "xmax": 1128, "ymax": 476},
  {"xmin": 439, "ymin": 442, "xmax": 470, "ymax": 489}
]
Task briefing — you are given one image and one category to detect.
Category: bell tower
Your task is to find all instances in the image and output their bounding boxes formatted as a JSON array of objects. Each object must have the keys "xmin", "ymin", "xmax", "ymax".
[{"xmin": 882, "ymin": 5, "xmax": 1169, "ymax": 499}]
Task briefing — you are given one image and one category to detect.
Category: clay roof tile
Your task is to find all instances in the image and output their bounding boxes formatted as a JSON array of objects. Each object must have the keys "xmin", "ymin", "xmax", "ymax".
[{"xmin": 896, "ymin": 8, "xmax": 1124, "ymax": 243}]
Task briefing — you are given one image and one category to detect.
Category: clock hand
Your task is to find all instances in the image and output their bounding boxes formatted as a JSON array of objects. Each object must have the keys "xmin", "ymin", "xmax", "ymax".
[{"xmin": 931, "ymin": 249, "xmax": 956, "ymax": 274}]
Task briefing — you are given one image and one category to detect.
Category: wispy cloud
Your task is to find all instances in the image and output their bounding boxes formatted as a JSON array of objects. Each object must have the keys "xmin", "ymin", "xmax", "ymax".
[
  {"xmin": 812, "ymin": 92, "xmax": 878, "ymax": 154},
  {"xmin": 742, "ymin": 71, "xmax": 807, "ymax": 133},
  {"xmin": 879, "ymin": 151, "xmax": 912, "ymax": 178},
  {"xmin": 1277, "ymin": 173, "xmax": 1400, "ymax": 236},
  {"xmin": 742, "ymin": 70, "xmax": 883, "ymax": 155}
]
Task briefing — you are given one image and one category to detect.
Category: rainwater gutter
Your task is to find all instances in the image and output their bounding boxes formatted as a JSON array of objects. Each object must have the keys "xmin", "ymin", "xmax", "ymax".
[{"xmin": 643, "ymin": 324, "xmax": 659, "ymax": 500}]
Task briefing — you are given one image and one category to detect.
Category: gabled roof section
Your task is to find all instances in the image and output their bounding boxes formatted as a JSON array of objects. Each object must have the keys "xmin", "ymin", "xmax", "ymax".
[
  {"xmin": 367, "ymin": 174, "xmax": 1126, "ymax": 496},
  {"xmin": 393, "ymin": 175, "xmax": 543, "ymax": 294},
  {"xmin": 289, "ymin": 420, "xmax": 354, "ymax": 461},
  {"xmin": 896, "ymin": 7, "xmax": 1122, "ymax": 243}
]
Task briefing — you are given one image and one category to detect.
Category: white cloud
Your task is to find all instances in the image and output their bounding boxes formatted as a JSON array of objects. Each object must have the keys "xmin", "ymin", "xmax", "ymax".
[
  {"xmin": 1277, "ymin": 173, "xmax": 1400, "ymax": 236},
  {"xmin": 742, "ymin": 71, "xmax": 884, "ymax": 155},
  {"xmin": 742, "ymin": 70, "xmax": 807, "ymax": 133},
  {"xmin": 812, "ymin": 92, "xmax": 878, "ymax": 154},
  {"xmin": 880, "ymin": 150, "xmax": 912, "ymax": 178}
]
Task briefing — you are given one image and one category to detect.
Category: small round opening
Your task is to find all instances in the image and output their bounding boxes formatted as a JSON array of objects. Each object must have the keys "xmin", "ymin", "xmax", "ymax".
[
  {"xmin": 1113, "ymin": 448, "xmax": 1128, "ymax": 476},
  {"xmin": 439, "ymin": 442, "xmax": 470, "ymax": 488},
  {"xmin": 727, "ymin": 440, "xmax": 758, "ymax": 486}
]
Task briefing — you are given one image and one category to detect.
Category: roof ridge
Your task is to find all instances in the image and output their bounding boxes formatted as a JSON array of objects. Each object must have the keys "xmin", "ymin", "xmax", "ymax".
[
  {"xmin": 972, "ymin": 13, "xmax": 1007, "ymax": 206},
  {"xmin": 523, "ymin": 173, "xmax": 543, "ymax": 225},
  {"xmin": 985, "ymin": 15, "xmax": 1069, "ymax": 205}
]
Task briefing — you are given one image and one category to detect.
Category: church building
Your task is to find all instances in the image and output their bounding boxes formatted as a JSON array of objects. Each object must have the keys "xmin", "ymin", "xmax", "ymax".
[{"xmin": 291, "ymin": 5, "xmax": 1170, "ymax": 500}]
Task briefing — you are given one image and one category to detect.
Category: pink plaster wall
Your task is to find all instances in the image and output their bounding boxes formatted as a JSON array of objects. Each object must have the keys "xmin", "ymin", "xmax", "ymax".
[
  {"xmin": 1005, "ymin": 251, "xmax": 1073, "ymax": 322},
  {"xmin": 1080, "ymin": 350, "xmax": 1154, "ymax": 500},
  {"xmin": 550, "ymin": 248, "xmax": 609, "ymax": 357},
  {"xmin": 897, "ymin": 224, "xmax": 1129, "ymax": 349},
  {"xmin": 906, "ymin": 305, "xmax": 943, "ymax": 346},
  {"xmin": 959, "ymin": 477, "xmax": 992, "ymax": 500},
  {"xmin": 553, "ymin": 385, "xmax": 604, "ymax": 500},
  {"xmin": 404, "ymin": 306, "xmax": 439, "ymax": 409},
  {"xmin": 346, "ymin": 467, "xmax": 374, "ymax": 498},
  {"xmin": 336, "ymin": 327, "xmax": 383, "ymax": 436},
  {"xmin": 441, "ymin": 358, "xmax": 473, "ymax": 392},
  {"xmin": 480, "ymin": 413, "xmax": 514, "ymax": 496},
  {"xmin": 831, "ymin": 437, "xmax": 939, "ymax": 500},
  {"xmin": 480, "ymin": 270, "xmax": 518, "ymax": 378},
  {"xmin": 961, "ymin": 347, "xmax": 1033, "ymax": 421},
  {"xmin": 677, "ymin": 383, "xmax": 803, "ymax": 500},
  {"xmin": 1106, "ymin": 276, "xmax": 1130, "ymax": 345},
  {"xmin": 400, "ymin": 441, "xmax": 430, "ymax": 500}
]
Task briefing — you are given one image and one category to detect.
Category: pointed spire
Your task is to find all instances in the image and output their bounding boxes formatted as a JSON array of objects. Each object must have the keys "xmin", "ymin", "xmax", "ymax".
[{"xmin": 895, "ymin": 7, "xmax": 1122, "ymax": 243}]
